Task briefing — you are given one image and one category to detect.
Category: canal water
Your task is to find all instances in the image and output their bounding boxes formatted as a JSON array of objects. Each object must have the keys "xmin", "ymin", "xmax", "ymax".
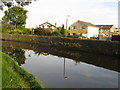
[{"xmin": 2, "ymin": 41, "xmax": 119, "ymax": 88}]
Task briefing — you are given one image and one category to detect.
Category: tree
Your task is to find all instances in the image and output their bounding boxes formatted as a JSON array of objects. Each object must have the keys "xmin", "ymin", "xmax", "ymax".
[
  {"xmin": 2, "ymin": 6, "xmax": 28, "ymax": 28},
  {"xmin": 60, "ymin": 24, "xmax": 66, "ymax": 36},
  {"xmin": 0, "ymin": 0, "xmax": 37, "ymax": 10}
]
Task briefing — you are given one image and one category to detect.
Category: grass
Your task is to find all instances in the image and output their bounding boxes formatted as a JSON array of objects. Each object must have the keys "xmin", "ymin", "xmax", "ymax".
[
  {"xmin": 0, "ymin": 51, "xmax": 2, "ymax": 90},
  {"xmin": 1, "ymin": 51, "xmax": 44, "ymax": 89}
]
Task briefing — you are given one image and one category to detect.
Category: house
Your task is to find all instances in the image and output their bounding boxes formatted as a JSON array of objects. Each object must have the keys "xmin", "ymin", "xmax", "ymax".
[
  {"xmin": 32, "ymin": 22, "xmax": 57, "ymax": 33},
  {"xmin": 39, "ymin": 22, "xmax": 57, "ymax": 31},
  {"xmin": 95, "ymin": 25, "xmax": 118, "ymax": 37},
  {"xmin": 70, "ymin": 20, "xmax": 99, "ymax": 38}
]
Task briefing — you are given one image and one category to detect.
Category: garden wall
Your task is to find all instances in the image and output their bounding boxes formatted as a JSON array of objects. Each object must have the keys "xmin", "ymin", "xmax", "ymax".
[{"xmin": 1, "ymin": 34, "xmax": 120, "ymax": 57}]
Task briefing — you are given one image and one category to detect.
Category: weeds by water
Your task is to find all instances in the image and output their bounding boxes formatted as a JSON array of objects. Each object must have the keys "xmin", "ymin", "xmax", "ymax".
[{"xmin": 1, "ymin": 51, "xmax": 44, "ymax": 89}]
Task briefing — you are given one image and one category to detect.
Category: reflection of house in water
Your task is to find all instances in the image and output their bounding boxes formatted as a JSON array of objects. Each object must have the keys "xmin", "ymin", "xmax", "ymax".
[{"xmin": 41, "ymin": 52, "xmax": 49, "ymax": 56}]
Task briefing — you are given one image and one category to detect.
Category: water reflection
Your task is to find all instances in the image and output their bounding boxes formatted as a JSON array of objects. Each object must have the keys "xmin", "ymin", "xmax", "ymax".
[
  {"xmin": 2, "ymin": 47, "xmax": 26, "ymax": 66},
  {"xmin": 23, "ymin": 50, "xmax": 118, "ymax": 88},
  {"xmin": 2, "ymin": 40, "xmax": 119, "ymax": 72},
  {"xmin": 2, "ymin": 40, "xmax": 119, "ymax": 88}
]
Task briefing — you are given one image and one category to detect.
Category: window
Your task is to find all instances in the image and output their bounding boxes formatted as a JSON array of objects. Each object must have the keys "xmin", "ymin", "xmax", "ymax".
[
  {"xmin": 68, "ymin": 33, "xmax": 70, "ymax": 35},
  {"xmin": 73, "ymin": 33, "xmax": 76, "ymax": 35},
  {"xmin": 80, "ymin": 26, "xmax": 85, "ymax": 29},
  {"xmin": 72, "ymin": 26, "xmax": 76, "ymax": 29}
]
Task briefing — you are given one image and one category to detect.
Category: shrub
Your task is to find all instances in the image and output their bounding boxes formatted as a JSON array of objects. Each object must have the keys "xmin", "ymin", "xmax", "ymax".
[
  {"xmin": 44, "ymin": 28, "xmax": 52, "ymax": 36},
  {"xmin": 52, "ymin": 30, "xmax": 61, "ymax": 36},
  {"xmin": 112, "ymin": 35, "xmax": 120, "ymax": 41},
  {"xmin": 2, "ymin": 23, "xmax": 31, "ymax": 35},
  {"xmin": 34, "ymin": 28, "xmax": 52, "ymax": 36},
  {"xmin": 2, "ymin": 23, "xmax": 16, "ymax": 30},
  {"xmin": 90, "ymin": 37, "xmax": 99, "ymax": 40},
  {"xmin": 2, "ymin": 23, "xmax": 16, "ymax": 33},
  {"xmin": 67, "ymin": 35, "xmax": 85, "ymax": 38},
  {"xmin": 5, "ymin": 29, "xmax": 31, "ymax": 35}
]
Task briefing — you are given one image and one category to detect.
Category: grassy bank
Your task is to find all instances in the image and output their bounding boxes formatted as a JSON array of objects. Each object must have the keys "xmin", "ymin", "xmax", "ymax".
[{"xmin": 1, "ymin": 51, "xmax": 44, "ymax": 89}]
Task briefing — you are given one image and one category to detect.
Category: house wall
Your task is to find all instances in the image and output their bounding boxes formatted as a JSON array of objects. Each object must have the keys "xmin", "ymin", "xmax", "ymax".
[
  {"xmin": 102, "ymin": 31, "xmax": 110, "ymax": 37},
  {"xmin": 110, "ymin": 26, "xmax": 117, "ymax": 32},
  {"xmin": 70, "ymin": 22, "xmax": 87, "ymax": 35},
  {"xmin": 87, "ymin": 26, "xmax": 99, "ymax": 38}
]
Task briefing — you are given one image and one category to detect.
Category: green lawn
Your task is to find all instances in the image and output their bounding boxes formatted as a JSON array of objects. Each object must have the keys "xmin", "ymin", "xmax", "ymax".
[
  {"xmin": 0, "ymin": 51, "xmax": 2, "ymax": 90},
  {"xmin": 1, "ymin": 51, "xmax": 44, "ymax": 89}
]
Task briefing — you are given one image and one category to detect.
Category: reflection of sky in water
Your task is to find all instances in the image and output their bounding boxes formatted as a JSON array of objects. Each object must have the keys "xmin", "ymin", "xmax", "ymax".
[{"xmin": 21, "ymin": 50, "xmax": 118, "ymax": 88}]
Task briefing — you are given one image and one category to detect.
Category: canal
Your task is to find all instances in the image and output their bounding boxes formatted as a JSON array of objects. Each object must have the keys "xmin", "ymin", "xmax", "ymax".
[{"xmin": 2, "ymin": 41, "xmax": 119, "ymax": 88}]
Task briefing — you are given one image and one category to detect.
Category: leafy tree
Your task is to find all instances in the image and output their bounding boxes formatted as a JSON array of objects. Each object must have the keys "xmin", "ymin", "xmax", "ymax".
[
  {"xmin": 68, "ymin": 27, "xmax": 70, "ymax": 30},
  {"xmin": 60, "ymin": 24, "xmax": 66, "ymax": 37},
  {"xmin": 2, "ymin": 6, "xmax": 28, "ymax": 28},
  {"xmin": 0, "ymin": 0, "xmax": 37, "ymax": 10}
]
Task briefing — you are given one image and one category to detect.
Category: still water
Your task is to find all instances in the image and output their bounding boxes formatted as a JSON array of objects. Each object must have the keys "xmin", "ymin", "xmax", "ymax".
[{"xmin": 2, "ymin": 41, "xmax": 119, "ymax": 88}]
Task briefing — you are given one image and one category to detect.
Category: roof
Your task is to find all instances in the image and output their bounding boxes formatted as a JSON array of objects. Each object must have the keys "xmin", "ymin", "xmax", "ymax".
[
  {"xmin": 39, "ymin": 22, "xmax": 56, "ymax": 28},
  {"xmin": 95, "ymin": 25, "xmax": 113, "ymax": 30},
  {"xmin": 71, "ymin": 20, "xmax": 98, "ymax": 27}
]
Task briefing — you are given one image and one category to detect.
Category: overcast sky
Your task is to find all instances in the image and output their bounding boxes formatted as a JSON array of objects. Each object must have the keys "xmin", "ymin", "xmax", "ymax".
[{"xmin": 0, "ymin": 0, "xmax": 119, "ymax": 28}]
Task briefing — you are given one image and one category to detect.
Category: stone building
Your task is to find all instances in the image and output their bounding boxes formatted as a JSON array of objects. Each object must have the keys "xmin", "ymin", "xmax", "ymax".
[{"xmin": 70, "ymin": 20, "xmax": 99, "ymax": 38}]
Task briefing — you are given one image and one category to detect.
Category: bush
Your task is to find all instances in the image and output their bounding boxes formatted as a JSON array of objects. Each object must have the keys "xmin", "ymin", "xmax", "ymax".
[
  {"xmin": 112, "ymin": 35, "xmax": 120, "ymax": 41},
  {"xmin": 2, "ymin": 23, "xmax": 31, "ymax": 35},
  {"xmin": 34, "ymin": 28, "xmax": 62, "ymax": 36},
  {"xmin": 5, "ymin": 29, "xmax": 31, "ymax": 35},
  {"xmin": 34, "ymin": 28, "xmax": 52, "ymax": 36},
  {"xmin": 2, "ymin": 23, "xmax": 16, "ymax": 33},
  {"xmin": 67, "ymin": 35, "xmax": 85, "ymax": 38},
  {"xmin": 52, "ymin": 30, "xmax": 61, "ymax": 36},
  {"xmin": 90, "ymin": 37, "xmax": 99, "ymax": 40},
  {"xmin": 2, "ymin": 23, "xmax": 16, "ymax": 30}
]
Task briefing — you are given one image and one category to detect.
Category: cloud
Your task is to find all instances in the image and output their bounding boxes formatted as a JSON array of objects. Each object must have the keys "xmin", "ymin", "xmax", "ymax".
[{"xmin": 0, "ymin": 0, "xmax": 118, "ymax": 28}]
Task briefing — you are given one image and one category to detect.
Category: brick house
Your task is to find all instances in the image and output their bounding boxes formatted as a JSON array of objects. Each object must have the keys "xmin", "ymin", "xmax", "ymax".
[
  {"xmin": 32, "ymin": 22, "xmax": 57, "ymax": 33},
  {"xmin": 95, "ymin": 25, "xmax": 118, "ymax": 37},
  {"xmin": 70, "ymin": 20, "xmax": 99, "ymax": 38},
  {"xmin": 39, "ymin": 22, "xmax": 57, "ymax": 30}
]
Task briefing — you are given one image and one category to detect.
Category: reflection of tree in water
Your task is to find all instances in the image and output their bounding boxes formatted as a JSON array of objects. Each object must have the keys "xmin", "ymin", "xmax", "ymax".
[{"xmin": 2, "ymin": 47, "xmax": 26, "ymax": 66}]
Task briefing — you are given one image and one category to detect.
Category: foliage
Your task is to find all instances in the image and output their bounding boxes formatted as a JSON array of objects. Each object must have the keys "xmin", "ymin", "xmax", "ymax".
[
  {"xmin": 2, "ymin": 47, "xmax": 26, "ymax": 66},
  {"xmin": 34, "ymin": 28, "xmax": 51, "ymax": 36},
  {"xmin": 9, "ymin": 29, "xmax": 30, "ymax": 34},
  {"xmin": 112, "ymin": 35, "xmax": 120, "ymax": 41},
  {"xmin": 0, "ymin": 0, "xmax": 36, "ymax": 10},
  {"xmin": 2, "ymin": 28, "xmax": 31, "ymax": 35},
  {"xmin": 0, "ymin": 50, "xmax": 1, "ymax": 90},
  {"xmin": 99, "ymin": 37, "xmax": 111, "ymax": 41},
  {"xmin": 67, "ymin": 35, "xmax": 85, "ymax": 38},
  {"xmin": 90, "ymin": 37, "xmax": 99, "ymax": 40},
  {"xmin": 52, "ymin": 30, "xmax": 61, "ymax": 36},
  {"xmin": 2, "ymin": 6, "xmax": 28, "ymax": 27},
  {"xmin": 2, "ymin": 51, "xmax": 44, "ymax": 88},
  {"xmin": 60, "ymin": 24, "xmax": 66, "ymax": 36},
  {"xmin": 2, "ymin": 22, "xmax": 31, "ymax": 34},
  {"xmin": 2, "ymin": 23, "xmax": 16, "ymax": 30},
  {"xmin": 34, "ymin": 28, "xmax": 62, "ymax": 37}
]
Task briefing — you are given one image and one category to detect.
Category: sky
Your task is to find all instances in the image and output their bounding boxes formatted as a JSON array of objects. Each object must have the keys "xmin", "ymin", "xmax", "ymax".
[{"xmin": 0, "ymin": 0, "xmax": 119, "ymax": 28}]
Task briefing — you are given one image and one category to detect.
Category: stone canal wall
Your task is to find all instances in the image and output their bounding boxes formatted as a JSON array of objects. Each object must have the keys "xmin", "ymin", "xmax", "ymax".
[{"xmin": 1, "ymin": 34, "xmax": 120, "ymax": 57}]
